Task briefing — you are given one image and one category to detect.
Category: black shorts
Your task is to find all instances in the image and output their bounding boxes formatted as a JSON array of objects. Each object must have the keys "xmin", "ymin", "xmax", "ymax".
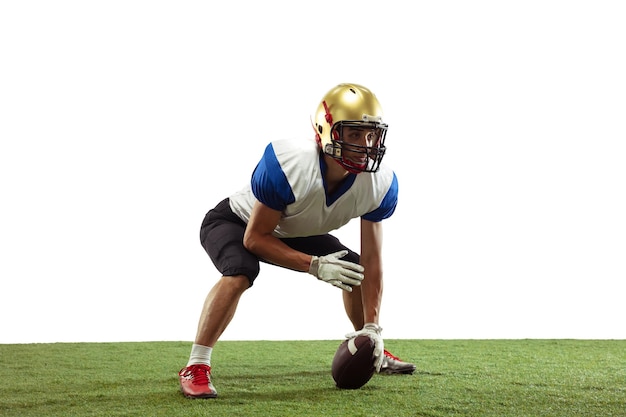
[{"xmin": 199, "ymin": 198, "xmax": 360, "ymax": 286}]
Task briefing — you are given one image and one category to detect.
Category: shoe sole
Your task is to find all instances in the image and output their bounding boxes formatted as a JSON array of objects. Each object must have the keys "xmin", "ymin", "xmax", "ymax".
[
  {"xmin": 379, "ymin": 367, "xmax": 416, "ymax": 375},
  {"xmin": 180, "ymin": 388, "xmax": 218, "ymax": 399}
]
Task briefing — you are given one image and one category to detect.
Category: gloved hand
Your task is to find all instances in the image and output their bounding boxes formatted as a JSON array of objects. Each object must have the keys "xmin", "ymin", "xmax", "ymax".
[
  {"xmin": 346, "ymin": 323, "xmax": 384, "ymax": 372},
  {"xmin": 308, "ymin": 250, "xmax": 364, "ymax": 292}
]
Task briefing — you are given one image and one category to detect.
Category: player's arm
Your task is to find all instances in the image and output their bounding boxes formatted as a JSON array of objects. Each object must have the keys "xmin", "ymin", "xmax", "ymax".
[
  {"xmin": 359, "ymin": 218, "xmax": 384, "ymax": 325},
  {"xmin": 243, "ymin": 200, "xmax": 312, "ymax": 272},
  {"xmin": 343, "ymin": 217, "xmax": 385, "ymax": 370},
  {"xmin": 244, "ymin": 200, "xmax": 364, "ymax": 290}
]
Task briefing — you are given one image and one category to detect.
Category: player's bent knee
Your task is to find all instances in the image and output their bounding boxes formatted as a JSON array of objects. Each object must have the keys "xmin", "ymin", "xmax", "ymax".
[{"xmin": 222, "ymin": 274, "xmax": 253, "ymax": 291}]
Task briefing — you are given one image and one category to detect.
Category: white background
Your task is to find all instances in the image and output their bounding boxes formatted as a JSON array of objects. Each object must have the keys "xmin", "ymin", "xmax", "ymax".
[{"xmin": 1, "ymin": 1, "xmax": 625, "ymax": 344}]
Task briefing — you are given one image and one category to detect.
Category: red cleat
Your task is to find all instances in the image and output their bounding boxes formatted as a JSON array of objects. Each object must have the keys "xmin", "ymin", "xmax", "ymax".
[
  {"xmin": 179, "ymin": 364, "xmax": 218, "ymax": 398},
  {"xmin": 379, "ymin": 349, "xmax": 416, "ymax": 375}
]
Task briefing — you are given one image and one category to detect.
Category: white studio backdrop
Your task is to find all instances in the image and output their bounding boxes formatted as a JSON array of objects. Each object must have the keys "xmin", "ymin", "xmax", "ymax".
[{"xmin": 1, "ymin": 1, "xmax": 625, "ymax": 344}]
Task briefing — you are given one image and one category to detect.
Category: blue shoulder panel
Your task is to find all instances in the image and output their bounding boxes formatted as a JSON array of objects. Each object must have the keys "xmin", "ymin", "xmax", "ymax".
[
  {"xmin": 362, "ymin": 172, "xmax": 399, "ymax": 222},
  {"xmin": 250, "ymin": 143, "xmax": 295, "ymax": 211}
]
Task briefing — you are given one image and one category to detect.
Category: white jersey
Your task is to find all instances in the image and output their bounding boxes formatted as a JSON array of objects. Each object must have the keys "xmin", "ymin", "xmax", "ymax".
[{"xmin": 229, "ymin": 138, "xmax": 398, "ymax": 238}]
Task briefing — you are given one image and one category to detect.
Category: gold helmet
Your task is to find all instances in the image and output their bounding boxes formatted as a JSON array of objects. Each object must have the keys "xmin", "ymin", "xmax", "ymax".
[{"xmin": 313, "ymin": 83, "xmax": 388, "ymax": 173}]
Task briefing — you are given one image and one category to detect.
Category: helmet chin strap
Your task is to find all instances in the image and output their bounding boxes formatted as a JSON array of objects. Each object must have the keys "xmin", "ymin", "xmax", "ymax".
[
  {"xmin": 324, "ymin": 141, "xmax": 368, "ymax": 174},
  {"xmin": 336, "ymin": 158, "xmax": 365, "ymax": 174}
]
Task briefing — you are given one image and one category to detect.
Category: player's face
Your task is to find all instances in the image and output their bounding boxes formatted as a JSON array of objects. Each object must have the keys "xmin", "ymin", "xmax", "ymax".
[
  {"xmin": 339, "ymin": 126, "xmax": 382, "ymax": 166},
  {"xmin": 342, "ymin": 126, "xmax": 379, "ymax": 146}
]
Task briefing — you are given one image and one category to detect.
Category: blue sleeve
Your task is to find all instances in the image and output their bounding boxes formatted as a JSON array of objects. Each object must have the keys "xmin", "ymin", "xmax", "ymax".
[
  {"xmin": 250, "ymin": 143, "xmax": 296, "ymax": 211},
  {"xmin": 362, "ymin": 172, "xmax": 399, "ymax": 222}
]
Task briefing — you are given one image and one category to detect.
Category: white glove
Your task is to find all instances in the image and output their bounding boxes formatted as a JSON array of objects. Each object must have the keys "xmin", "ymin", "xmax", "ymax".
[
  {"xmin": 308, "ymin": 250, "xmax": 364, "ymax": 292},
  {"xmin": 346, "ymin": 323, "xmax": 384, "ymax": 372}
]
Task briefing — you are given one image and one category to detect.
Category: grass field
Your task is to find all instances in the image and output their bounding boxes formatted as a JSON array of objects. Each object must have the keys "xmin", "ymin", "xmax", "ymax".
[{"xmin": 1, "ymin": 339, "xmax": 624, "ymax": 416}]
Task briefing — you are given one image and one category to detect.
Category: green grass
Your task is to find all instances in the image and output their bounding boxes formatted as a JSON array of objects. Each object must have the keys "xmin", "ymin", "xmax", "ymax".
[{"xmin": 1, "ymin": 340, "xmax": 624, "ymax": 416}]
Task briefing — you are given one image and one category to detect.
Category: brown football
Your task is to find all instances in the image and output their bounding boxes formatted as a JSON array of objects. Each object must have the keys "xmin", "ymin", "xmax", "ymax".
[{"xmin": 331, "ymin": 335, "xmax": 376, "ymax": 389}]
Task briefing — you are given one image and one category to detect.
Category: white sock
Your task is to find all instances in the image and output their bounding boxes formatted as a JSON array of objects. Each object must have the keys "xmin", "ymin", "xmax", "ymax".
[{"xmin": 187, "ymin": 343, "xmax": 213, "ymax": 367}]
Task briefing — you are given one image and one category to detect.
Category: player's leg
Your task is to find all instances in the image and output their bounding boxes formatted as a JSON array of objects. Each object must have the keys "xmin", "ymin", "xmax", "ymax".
[
  {"xmin": 343, "ymin": 284, "xmax": 365, "ymax": 330},
  {"xmin": 179, "ymin": 274, "xmax": 249, "ymax": 399},
  {"xmin": 180, "ymin": 199, "xmax": 260, "ymax": 399},
  {"xmin": 194, "ymin": 274, "xmax": 250, "ymax": 347}
]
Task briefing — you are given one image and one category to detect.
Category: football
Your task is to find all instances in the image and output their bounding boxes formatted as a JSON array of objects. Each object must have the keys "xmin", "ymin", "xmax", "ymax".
[{"xmin": 331, "ymin": 335, "xmax": 376, "ymax": 389}]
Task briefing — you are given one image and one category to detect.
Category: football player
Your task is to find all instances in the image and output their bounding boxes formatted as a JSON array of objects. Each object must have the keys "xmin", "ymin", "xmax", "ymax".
[{"xmin": 179, "ymin": 83, "xmax": 416, "ymax": 399}]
